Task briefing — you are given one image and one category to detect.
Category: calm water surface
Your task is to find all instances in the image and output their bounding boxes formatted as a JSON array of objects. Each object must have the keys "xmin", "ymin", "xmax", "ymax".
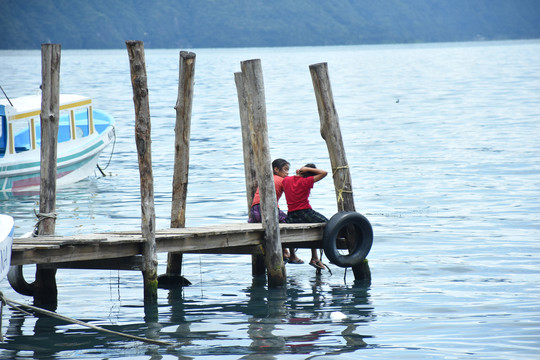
[{"xmin": 0, "ymin": 40, "xmax": 539, "ymax": 359}]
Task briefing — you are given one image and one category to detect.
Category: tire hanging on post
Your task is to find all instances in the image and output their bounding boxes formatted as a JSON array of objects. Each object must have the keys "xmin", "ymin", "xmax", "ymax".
[{"xmin": 323, "ymin": 211, "xmax": 373, "ymax": 267}]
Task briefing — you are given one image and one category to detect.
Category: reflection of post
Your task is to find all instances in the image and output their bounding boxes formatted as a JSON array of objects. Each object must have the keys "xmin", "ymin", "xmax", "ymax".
[
  {"xmin": 246, "ymin": 282, "xmax": 286, "ymax": 356},
  {"xmin": 167, "ymin": 287, "xmax": 193, "ymax": 346},
  {"xmin": 309, "ymin": 62, "xmax": 371, "ymax": 282},
  {"xmin": 126, "ymin": 40, "xmax": 158, "ymax": 305},
  {"xmin": 34, "ymin": 43, "xmax": 61, "ymax": 306},
  {"xmin": 4, "ymin": 313, "xmax": 25, "ymax": 358},
  {"xmin": 240, "ymin": 59, "xmax": 285, "ymax": 287},
  {"xmin": 235, "ymin": 71, "xmax": 265, "ymax": 277},
  {"xmin": 163, "ymin": 50, "xmax": 196, "ymax": 284}
]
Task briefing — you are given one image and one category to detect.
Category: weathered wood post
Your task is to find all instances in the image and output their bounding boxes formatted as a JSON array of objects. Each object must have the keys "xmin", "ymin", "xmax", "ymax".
[
  {"xmin": 126, "ymin": 40, "xmax": 158, "ymax": 303},
  {"xmin": 160, "ymin": 51, "xmax": 196, "ymax": 286},
  {"xmin": 240, "ymin": 59, "xmax": 285, "ymax": 286},
  {"xmin": 234, "ymin": 71, "xmax": 265, "ymax": 277},
  {"xmin": 34, "ymin": 43, "xmax": 61, "ymax": 306},
  {"xmin": 309, "ymin": 62, "xmax": 371, "ymax": 281}
]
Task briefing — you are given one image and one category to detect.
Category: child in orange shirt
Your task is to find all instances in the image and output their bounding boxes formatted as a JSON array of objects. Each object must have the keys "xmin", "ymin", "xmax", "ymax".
[{"xmin": 248, "ymin": 158, "xmax": 303, "ymax": 264}]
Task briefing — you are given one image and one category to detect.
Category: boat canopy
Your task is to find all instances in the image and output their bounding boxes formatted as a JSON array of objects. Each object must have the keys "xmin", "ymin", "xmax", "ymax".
[{"xmin": 0, "ymin": 94, "xmax": 95, "ymax": 157}]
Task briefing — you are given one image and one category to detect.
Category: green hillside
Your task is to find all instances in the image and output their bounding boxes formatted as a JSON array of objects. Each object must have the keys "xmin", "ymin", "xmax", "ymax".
[{"xmin": 1, "ymin": 0, "xmax": 539, "ymax": 49}]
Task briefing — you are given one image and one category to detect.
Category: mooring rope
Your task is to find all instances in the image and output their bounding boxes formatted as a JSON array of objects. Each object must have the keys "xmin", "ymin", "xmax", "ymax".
[
  {"xmin": 0, "ymin": 292, "xmax": 173, "ymax": 346},
  {"xmin": 32, "ymin": 210, "xmax": 58, "ymax": 236},
  {"xmin": 318, "ymin": 248, "xmax": 332, "ymax": 276},
  {"xmin": 332, "ymin": 165, "xmax": 353, "ymax": 206},
  {"xmin": 198, "ymin": 252, "xmax": 204, "ymax": 299},
  {"xmin": 98, "ymin": 127, "xmax": 117, "ymax": 172}
]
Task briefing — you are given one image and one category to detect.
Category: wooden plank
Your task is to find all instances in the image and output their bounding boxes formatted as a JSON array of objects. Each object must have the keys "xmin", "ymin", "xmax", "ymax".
[
  {"xmin": 11, "ymin": 242, "xmax": 142, "ymax": 266},
  {"xmin": 10, "ymin": 223, "xmax": 326, "ymax": 267},
  {"xmin": 41, "ymin": 256, "xmax": 144, "ymax": 271}
]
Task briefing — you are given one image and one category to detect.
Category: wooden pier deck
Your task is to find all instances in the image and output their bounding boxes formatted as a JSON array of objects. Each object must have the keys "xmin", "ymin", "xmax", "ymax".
[
  {"xmin": 11, "ymin": 223, "xmax": 326, "ymax": 269},
  {"xmin": 7, "ymin": 48, "xmax": 368, "ymax": 303}
]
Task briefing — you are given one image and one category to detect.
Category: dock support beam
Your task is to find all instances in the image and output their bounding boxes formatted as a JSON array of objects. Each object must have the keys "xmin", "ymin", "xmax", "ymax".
[
  {"xmin": 34, "ymin": 43, "xmax": 62, "ymax": 306},
  {"xmin": 309, "ymin": 62, "xmax": 371, "ymax": 282},
  {"xmin": 160, "ymin": 51, "xmax": 196, "ymax": 287},
  {"xmin": 234, "ymin": 71, "xmax": 266, "ymax": 277},
  {"xmin": 240, "ymin": 59, "xmax": 285, "ymax": 287},
  {"xmin": 126, "ymin": 40, "xmax": 159, "ymax": 304}
]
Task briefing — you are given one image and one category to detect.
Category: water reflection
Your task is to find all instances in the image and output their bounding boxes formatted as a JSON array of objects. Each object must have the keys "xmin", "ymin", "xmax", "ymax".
[
  {"xmin": 240, "ymin": 275, "xmax": 372, "ymax": 358},
  {"xmin": 3, "ymin": 41, "xmax": 539, "ymax": 358},
  {"xmin": 1, "ymin": 267, "xmax": 373, "ymax": 358}
]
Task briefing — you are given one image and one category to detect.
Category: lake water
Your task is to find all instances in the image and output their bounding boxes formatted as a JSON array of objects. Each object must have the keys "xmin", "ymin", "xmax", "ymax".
[{"xmin": 0, "ymin": 40, "xmax": 539, "ymax": 359}]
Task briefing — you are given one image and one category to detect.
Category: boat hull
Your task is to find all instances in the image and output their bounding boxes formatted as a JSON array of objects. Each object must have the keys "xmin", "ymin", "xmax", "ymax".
[
  {"xmin": 0, "ymin": 214, "xmax": 14, "ymax": 280},
  {"xmin": 0, "ymin": 126, "xmax": 115, "ymax": 193},
  {"xmin": 0, "ymin": 95, "xmax": 115, "ymax": 193}
]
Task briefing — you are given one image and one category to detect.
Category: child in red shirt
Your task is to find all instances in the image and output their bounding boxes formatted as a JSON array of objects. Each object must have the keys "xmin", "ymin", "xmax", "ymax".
[{"xmin": 283, "ymin": 163, "xmax": 328, "ymax": 270}]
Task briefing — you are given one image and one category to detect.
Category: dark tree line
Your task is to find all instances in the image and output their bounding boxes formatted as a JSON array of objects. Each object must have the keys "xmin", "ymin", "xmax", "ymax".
[{"xmin": 1, "ymin": 0, "xmax": 539, "ymax": 49}]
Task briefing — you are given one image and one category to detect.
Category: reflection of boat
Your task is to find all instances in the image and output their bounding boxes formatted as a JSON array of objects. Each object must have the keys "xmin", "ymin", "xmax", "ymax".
[
  {"xmin": 0, "ymin": 214, "xmax": 14, "ymax": 280},
  {"xmin": 0, "ymin": 94, "xmax": 115, "ymax": 193}
]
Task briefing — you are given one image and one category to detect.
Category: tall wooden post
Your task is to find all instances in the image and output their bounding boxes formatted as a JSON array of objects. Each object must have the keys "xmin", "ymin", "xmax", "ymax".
[
  {"xmin": 309, "ymin": 62, "xmax": 371, "ymax": 281},
  {"xmin": 240, "ymin": 59, "xmax": 285, "ymax": 287},
  {"xmin": 126, "ymin": 40, "xmax": 158, "ymax": 303},
  {"xmin": 162, "ymin": 51, "xmax": 196, "ymax": 284},
  {"xmin": 34, "ymin": 43, "xmax": 61, "ymax": 306},
  {"xmin": 234, "ymin": 72, "xmax": 265, "ymax": 277}
]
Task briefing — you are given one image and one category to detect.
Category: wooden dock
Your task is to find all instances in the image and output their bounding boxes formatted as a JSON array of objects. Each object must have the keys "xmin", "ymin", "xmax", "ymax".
[
  {"xmin": 11, "ymin": 223, "xmax": 326, "ymax": 269},
  {"xmin": 8, "ymin": 44, "xmax": 370, "ymax": 305}
]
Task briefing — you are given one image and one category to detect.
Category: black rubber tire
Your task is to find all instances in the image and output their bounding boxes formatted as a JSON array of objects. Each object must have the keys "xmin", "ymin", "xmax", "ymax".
[
  {"xmin": 7, "ymin": 265, "xmax": 35, "ymax": 296},
  {"xmin": 323, "ymin": 211, "xmax": 373, "ymax": 267}
]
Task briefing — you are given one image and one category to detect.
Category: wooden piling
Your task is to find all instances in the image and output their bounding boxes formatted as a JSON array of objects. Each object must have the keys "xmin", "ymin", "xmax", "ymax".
[
  {"xmin": 240, "ymin": 59, "xmax": 285, "ymax": 287},
  {"xmin": 126, "ymin": 40, "xmax": 158, "ymax": 302},
  {"xmin": 162, "ymin": 51, "xmax": 196, "ymax": 284},
  {"xmin": 309, "ymin": 62, "xmax": 371, "ymax": 281},
  {"xmin": 34, "ymin": 43, "xmax": 62, "ymax": 306},
  {"xmin": 235, "ymin": 71, "xmax": 266, "ymax": 276}
]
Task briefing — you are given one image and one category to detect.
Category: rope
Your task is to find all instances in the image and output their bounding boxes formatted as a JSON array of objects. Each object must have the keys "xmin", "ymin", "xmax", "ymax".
[
  {"xmin": 0, "ymin": 292, "xmax": 173, "ymax": 346},
  {"xmin": 318, "ymin": 248, "xmax": 332, "ymax": 275},
  {"xmin": 0, "ymin": 84, "xmax": 13, "ymax": 107},
  {"xmin": 332, "ymin": 165, "xmax": 353, "ymax": 206},
  {"xmin": 198, "ymin": 252, "xmax": 204, "ymax": 299},
  {"xmin": 32, "ymin": 209, "xmax": 58, "ymax": 236},
  {"xmin": 98, "ymin": 127, "xmax": 116, "ymax": 172}
]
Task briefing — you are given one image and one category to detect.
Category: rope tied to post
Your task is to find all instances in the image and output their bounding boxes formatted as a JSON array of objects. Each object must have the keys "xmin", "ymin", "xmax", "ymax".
[
  {"xmin": 32, "ymin": 209, "xmax": 57, "ymax": 236},
  {"xmin": 332, "ymin": 165, "xmax": 353, "ymax": 205}
]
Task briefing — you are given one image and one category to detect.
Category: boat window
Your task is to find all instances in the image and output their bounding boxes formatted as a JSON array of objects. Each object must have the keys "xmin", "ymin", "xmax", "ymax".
[
  {"xmin": 0, "ymin": 116, "xmax": 5, "ymax": 156},
  {"xmin": 12, "ymin": 119, "xmax": 31, "ymax": 153},
  {"xmin": 58, "ymin": 112, "xmax": 72, "ymax": 142},
  {"xmin": 75, "ymin": 109, "xmax": 90, "ymax": 137}
]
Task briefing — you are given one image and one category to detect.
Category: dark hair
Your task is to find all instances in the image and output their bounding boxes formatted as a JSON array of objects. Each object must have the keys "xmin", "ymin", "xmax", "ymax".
[
  {"xmin": 302, "ymin": 163, "xmax": 317, "ymax": 177},
  {"xmin": 272, "ymin": 158, "xmax": 290, "ymax": 173}
]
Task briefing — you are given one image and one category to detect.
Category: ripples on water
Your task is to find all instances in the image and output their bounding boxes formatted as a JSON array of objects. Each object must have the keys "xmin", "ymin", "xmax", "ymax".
[{"xmin": 0, "ymin": 40, "xmax": 539, "ymax": 359}]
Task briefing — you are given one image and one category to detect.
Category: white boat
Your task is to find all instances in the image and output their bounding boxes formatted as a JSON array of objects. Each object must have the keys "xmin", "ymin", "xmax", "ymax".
[
  {"xmin": 0, "ymin": 94, "xmax": 115, "ymax": 193},
  {"xmin": 0, "ymin": 214, "xmax": 14, "ymax": 280}
]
